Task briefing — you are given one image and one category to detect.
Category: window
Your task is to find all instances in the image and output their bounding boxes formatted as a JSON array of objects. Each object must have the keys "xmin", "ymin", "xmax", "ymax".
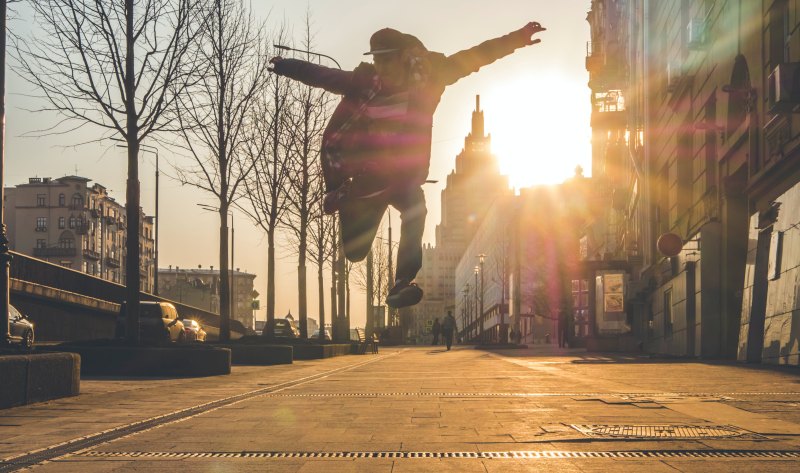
[
  {"xmin": 664, "ymin": 289, "xmax": 674, "ymax": 335},
  {"xmin": 59, "ymin": 237, "xmax": 74, "ymax": 249},
  {"xmin": 58, "ymin": 194, "xmax": 65, "ymax": 207},
  {"xmin": 69, "ymin": 216, "xmax": 76, "ymax": 229},
  {"xmin": 36, "ymin": 217, "xmax": 47, "ymax": 230},
  {"xmin": 71, "ymin": 194, "xmax": 83, "ymax": 209},
  {"xmin": 36, "ymin": 239, "xmax": 46, "ymax": 249},
  {"xmin": 58, "ymin": 217, "xmax": 66, "ymax": 229},
  {"xmin": 36, "ymin": 194, "xmax": 46, "ymax": 207}
]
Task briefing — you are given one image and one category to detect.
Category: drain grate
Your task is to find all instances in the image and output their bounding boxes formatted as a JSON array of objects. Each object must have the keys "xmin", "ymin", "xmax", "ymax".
[
  {"xmin": 76, "ymin": 450, "xmax": 800, "ymax": 460},
  {"xmin": 571, "ymin": 424, "xmax": 765, "ymax": 440},
  {"xmin": 266, "ymin": 391, "xmax": 800, "ymax": 399}
]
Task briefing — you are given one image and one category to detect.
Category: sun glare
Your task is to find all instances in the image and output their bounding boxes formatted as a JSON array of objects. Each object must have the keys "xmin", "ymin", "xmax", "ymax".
[{"xmin": 483, "ymin": 73, "xmax": 591, "ymax": 189}]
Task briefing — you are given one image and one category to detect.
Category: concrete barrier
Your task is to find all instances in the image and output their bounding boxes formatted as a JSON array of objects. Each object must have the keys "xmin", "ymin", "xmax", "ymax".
[
  {"xmin": 50, "ymin": 344, "xmax": 231, "ymax": 377},
  {"xmin": 292, "ymin": 343, "xmax": 352, "ymax": 360},
  {"xmin": 0, "ymin": 352, "xmax": 80, "ymax": 409},
  {"xmin": 212, "ymin": 344, "xmax": 293, "ymax": 365}
]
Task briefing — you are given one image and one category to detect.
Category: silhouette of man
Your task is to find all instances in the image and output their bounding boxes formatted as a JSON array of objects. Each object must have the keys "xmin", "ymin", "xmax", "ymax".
[
  {"xmin": 270, "ymin": 22, "xmax": 546, "ymax": 309},
  {"xmin": 442, "ymin": 310, "xmax": 456, "ymax": 350},
  {"xmin": 432, "ymin": 318, "xmax": 441, "ymax": 345}
]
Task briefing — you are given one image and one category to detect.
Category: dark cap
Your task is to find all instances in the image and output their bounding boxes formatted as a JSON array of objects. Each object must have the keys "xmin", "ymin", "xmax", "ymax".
[{"xmin": 364, "ymin": 28, "xmax": 423, "ymax": 55}]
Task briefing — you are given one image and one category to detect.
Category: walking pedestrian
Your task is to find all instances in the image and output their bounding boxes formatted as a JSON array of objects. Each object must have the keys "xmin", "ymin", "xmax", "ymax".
[
  {"xmin": 558, "ymin": 307, "xmax": 569, "ymax": 348},
  {"xmin": 432, "ymin": 318, "xmax": 441, "ymax": 345},
  {"xmin": 269, "ymin": 22, "xmax": 546, "ymax": 310},
  {"xmin": 442, "ymin": 310, "xmax": 456, "ymax": 350}
]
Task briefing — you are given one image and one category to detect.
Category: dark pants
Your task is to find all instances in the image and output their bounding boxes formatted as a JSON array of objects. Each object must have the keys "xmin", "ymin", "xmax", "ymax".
[
  {"xmin": 432, "ymin": 332, "xmax": 440, "ymax": 345},
  {"xmin": 443, "ymin": 329, "xmax": 454, "ymax": 350},
  {"xmin": 558, "ymin": 328, "xmax": 568, "ymax": 348},
  {"xmin": 339, "ymin": 185, "xmax": 427, "ymax": 283}
]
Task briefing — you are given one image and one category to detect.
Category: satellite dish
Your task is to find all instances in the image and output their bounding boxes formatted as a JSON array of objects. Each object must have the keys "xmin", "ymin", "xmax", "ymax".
[{"xmin": 657, "ymin": 232, "xmax": 684, "ymax": 257}]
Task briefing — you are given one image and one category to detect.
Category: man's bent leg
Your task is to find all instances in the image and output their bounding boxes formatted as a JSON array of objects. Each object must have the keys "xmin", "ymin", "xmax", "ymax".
[
  {"xmin": 339, "ymin": 198, "xmax": 387, "ymax": 262},
  {"xmin": 390, "ymin": 186, "xmax": 427, "ymax": 281}
]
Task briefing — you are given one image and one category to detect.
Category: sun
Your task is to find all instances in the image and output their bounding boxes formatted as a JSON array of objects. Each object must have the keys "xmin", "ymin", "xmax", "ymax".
[{"xmin": 482, "ymin": 72, "xmax": 592, "ymax": 189}]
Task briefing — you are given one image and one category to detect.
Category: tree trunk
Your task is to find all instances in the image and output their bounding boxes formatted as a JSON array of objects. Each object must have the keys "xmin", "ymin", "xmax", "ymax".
[
  {"xmin": 266, "ymin": 227, "xmax": 275, "ymax": 339},
  {"xmin": 218, "ymin": 204, "xmax": 230, "ymax": 341},
  {"xmin": 317, "ymin": 262, "xmax": 325, "ymax": 342}
]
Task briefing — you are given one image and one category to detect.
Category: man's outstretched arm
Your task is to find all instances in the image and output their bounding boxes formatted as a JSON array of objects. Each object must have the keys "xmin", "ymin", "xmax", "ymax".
[
  {"xmin": 439, "ymin": 22, "xmax": 546, "ymax": 85},
  {"xmin": 269, "ymin": 57, "xmax": 355, "ymax": 95}
]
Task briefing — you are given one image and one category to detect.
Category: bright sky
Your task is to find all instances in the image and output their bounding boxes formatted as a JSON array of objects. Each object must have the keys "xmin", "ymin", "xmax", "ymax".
[{"xmin": 4, "ymin": 0, "xmax": 591, "ymax": 327}]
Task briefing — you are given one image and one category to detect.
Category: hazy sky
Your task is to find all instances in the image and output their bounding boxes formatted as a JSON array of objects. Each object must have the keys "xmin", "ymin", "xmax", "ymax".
[{"xmin": 5, "ymin": 0, "xmax": 591, "ymax": 327}]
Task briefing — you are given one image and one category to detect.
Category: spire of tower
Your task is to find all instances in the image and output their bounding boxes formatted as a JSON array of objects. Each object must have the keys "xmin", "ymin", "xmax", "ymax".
[{"xmin": 471, "ymin": 94, "xmax": 484, "ymax": 138}]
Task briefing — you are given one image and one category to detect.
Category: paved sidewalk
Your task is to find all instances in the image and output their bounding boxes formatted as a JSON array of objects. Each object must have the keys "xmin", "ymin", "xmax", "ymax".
[{"xmin": 2, "ymin": 346, "xmax": 800, "ymax": 471}]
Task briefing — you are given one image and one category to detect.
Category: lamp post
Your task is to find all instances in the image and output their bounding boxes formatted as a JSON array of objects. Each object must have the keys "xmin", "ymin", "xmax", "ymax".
[
  {"xmin": 461, "ymin": 284, "xmax": 470, "ymax": 343},
  {"xmin": 478, "ymin": 253, "xmax": 485, "ymax": 342},
  {"xmin": 473, "ymin": 266, "xmax": 479, "ymax": 342},
  {"xmin": 272, "ymin": 45, "xmax": 342, "ymax": 69},
  {"xmin": 0, "ymin": 0, "xmax": 10, "ymax": 345},
  {"xmin": 198, "ymin": 204, "xmax": 234, "ymax": 334}
]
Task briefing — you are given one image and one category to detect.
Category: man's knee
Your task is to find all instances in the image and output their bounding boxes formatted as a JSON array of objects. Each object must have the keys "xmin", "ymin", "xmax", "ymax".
[{"xmin": 343, "ymin": 238, "xmax": 370, "ymax": 262}]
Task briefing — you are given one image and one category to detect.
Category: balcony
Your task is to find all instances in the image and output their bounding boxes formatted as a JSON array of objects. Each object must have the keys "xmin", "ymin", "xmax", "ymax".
[
  {"xmin": 74, "ymin": 224, "xmax": 89, "ymax": 235},
  {"xmin": 83, "ymin": 248, "xmax": 100, "ymax": 260},
  {"xmin": 106, "ymin": 256, "xmax": 121, "ymax": 268},
  {"xmin": 34, "ymin": 226, "xmax": 48, "ymax": 233},
  {"xmin": 590, "ymin": 90, "xmax": 627, "ymax": 129},
  {"xmin": 33, "ymin": 247, "xmax": 76, "ymax": 258}
]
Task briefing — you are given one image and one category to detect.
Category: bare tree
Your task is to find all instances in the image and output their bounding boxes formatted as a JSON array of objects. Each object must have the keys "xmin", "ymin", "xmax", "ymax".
[
  {"xmin": 239, "ymin": 30, "xmax": 292, "ymax": 340},
  {"xmin": 282, "ymin": 16, "xmax": 331, "ymax": 339},
  {"xmin": 15, "ymin": 0, "xmax": 206, "ymax": 342},
  {"xmin": 173, "ymin": 0, "xmax": 267, "ymax": 340},
  {"xmin": 307, "ymin": 178, "xmax": 336, "ymax": 341}
]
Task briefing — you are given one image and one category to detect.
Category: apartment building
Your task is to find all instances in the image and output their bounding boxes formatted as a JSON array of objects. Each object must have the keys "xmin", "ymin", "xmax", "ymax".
[
  {"xmin": 585, "ymin": 0, "xmax": 800, "ymax": 364},
  {"xmin": 158, "ymin": 266, "xmax": 257, "ymax": 331},
  {"xmin": 4, "ymin": 176, "xmax": 155, "ymax": 292}
]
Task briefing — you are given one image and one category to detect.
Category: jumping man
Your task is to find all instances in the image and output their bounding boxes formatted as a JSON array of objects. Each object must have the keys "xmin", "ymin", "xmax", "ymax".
[{"xmin": 270, "ymin": 22, "xmax": 546, "ymax": 308}]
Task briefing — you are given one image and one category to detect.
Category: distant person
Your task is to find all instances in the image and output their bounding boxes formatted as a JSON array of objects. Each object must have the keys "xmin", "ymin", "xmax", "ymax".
[
  {"xmin": 442, "ymin": 310, "xmax": 456, "ymax": 350},
  {"xmin": 269, "ymin": 22, "xmax": 546, "ymax": 310},
  {"xmin": 432, "ymin": 318, "xmax": 441, "ymax": 345},
  {"xmin": 509, "ymin": 328, "xmax": 515, "ymax": 345},
  {"xmin": 558, "ymin": 308, "xmax": 569, "ymax": 348}
]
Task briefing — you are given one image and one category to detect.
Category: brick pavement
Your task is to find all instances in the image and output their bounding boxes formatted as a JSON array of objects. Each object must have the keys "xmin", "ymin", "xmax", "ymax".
[{"xmin": 2, "ymin": 345, "xmax": 800, "ymax": 472}]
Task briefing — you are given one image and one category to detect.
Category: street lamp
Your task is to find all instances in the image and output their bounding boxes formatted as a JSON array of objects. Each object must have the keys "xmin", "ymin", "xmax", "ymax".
[
  {"xmin": 272, "ymin": 45, "xmax": 342, "ymax": 69},
  {"xmin": 461, "ymin": 284, "xmax": 470, "ymax": 342},
  {"xmin": 473, "ymin": 265, "xmax": 479, "ymax": 342},
  {"xmin": 198, "ymin": 204, "xmax": 234, "ymax": 336},
  {"xmin": 0, "ymin": 0, "xmax": 11, "ymax": 345},
  {"xmin": 478, "ymin": 253, "xmax": 485, "ymax": 342}
]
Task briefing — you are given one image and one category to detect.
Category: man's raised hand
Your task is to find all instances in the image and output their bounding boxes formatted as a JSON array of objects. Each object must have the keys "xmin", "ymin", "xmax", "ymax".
[{"xmin": 520, "ymin": 21, "xmax": 546, "ymax": 45}]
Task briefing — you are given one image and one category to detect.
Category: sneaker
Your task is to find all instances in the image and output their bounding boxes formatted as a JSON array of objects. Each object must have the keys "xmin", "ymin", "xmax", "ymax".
[
  {"xmin": 386, "ymin": 280, "xmax": 423, "ymax": 308},
  {"xmin": 323, "ymin": 178, "xmax": 353, "ymax": 215}
]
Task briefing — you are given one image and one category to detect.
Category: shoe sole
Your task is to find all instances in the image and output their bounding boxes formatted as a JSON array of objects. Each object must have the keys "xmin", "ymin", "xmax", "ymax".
[{"xmin": 386, "ymin": 286, "xmax": 423, "ymax": 309}]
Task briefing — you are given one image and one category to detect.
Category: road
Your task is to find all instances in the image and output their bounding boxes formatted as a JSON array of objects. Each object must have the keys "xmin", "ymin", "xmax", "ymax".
[{"xmin": 2, "ymin": 346, "xmax": 800, "ymax": 472}]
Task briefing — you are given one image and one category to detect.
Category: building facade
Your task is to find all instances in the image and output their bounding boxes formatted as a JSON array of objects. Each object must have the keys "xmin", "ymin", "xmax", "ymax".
[
  {"xmin": 158, "ymin": 267, "xmax": 257, "ymax": 330},
  {"xmin": 407, "ymin": 96, "xmax": 511, "ymax": 339},
  {"xmin": 4, "ymin": 176, "xmax": 155, "ymax": 292},
  {"xmin": 586, "ymin": 0, "xmax": 800, "ymax": 365}
]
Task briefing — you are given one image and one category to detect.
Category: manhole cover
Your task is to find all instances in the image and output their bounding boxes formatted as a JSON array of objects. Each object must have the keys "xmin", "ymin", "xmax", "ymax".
[{"xmin": 571, "ymin": 424, "xmax": 764, "ymax": 439}]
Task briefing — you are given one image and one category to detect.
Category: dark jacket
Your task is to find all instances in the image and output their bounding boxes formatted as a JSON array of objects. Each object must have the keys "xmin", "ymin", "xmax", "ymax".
[{"xmin": 272, "ymin": 29, "xmax": 531, "ymax": 191}]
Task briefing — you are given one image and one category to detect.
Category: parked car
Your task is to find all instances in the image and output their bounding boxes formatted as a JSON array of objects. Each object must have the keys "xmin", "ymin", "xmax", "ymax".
[
  {"xmin": 115, "ymin": 301, "xmax": 186, "ymax": 344},
  {"xmin": 9, "ymin": 304, "xmax": 34, "ymax": 350},
  {"xmin": 311, "ymin": 328, "xmax": 332, "ymax": 341},
  {"xmin": 181, "ymin": 319, "xmax": 207, "ymax": 342},
  {"xmin": 273, "ymin": 319, "xmax": 299, "ymax": 338}
]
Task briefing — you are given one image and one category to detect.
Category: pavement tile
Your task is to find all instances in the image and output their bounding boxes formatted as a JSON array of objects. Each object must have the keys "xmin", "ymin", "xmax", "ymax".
[{"xmin": 2, "ymin": 346, "xmax": 799, "ymax": 472}]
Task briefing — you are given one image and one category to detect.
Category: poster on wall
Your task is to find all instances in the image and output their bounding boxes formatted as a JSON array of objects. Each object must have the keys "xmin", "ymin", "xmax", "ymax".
[
  {"xmin": 595, "ymin": 271, "xmax": 630, "ymax": 335},
  {"xmin": 604, "ymin": 293, "xmax": 624, "ymax": 312},
  {"xmin": 604, "ymin": 273, "xmax": 624, "ymax": 295}
]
